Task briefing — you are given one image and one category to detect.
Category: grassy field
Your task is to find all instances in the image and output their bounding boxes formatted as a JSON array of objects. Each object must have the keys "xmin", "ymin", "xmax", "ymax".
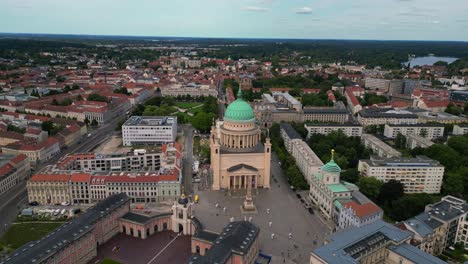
[
  {"xmin": 100, "ymin": 259, "xmax": 122, "ymax": 264},
  {"xmin": 187, "ymin": 106, "xmax": 204, "ymax": 115},
  {"xmin": 0, "ymin": 222, "xmax": 63, "ymax": 249},
  {"xmin": 174, "ymin": 102, "xmax": 203, "ymax": 109}
]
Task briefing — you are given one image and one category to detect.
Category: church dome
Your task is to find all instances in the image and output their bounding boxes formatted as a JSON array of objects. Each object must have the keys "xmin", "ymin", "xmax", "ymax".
[
  {"xmin": 224, "ymin": 89, "xmax": 254, "ymax": 122},
  {"xmin": 321, "ymin": 150, "xmax": 341, "ymax": 173}
]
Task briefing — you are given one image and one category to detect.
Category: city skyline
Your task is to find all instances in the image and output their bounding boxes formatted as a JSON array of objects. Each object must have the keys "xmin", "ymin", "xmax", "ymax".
[{"xmin": 1, "ymin": 0, "xmax": 468, "ymax": 41}]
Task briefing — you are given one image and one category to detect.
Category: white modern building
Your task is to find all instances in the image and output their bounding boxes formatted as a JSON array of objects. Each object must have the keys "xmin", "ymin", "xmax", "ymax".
[
  {"xmin": 384, "ymin": 124, "xmax": 444, "ymax": 140},
  {"xmin": 122, "ymin": 116, "xmax": 177, "ymax": 146},
  {"xmin": 358, "ymin": 156, "xmax": 445, "ymax": 194},
  {"xmin": 305, "ymin": 123, "xmax": 363, "ymax": 138},
  {"xmin": 361, "ymin": 133, "xmax": 401, "ymax": 158},
  {"xmin": 453, "ymin": 124, "xmax": 468, "ymax": 135}
]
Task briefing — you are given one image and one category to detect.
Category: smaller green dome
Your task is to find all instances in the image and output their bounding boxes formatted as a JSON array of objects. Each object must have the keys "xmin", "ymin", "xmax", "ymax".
[
  {"xmin": 321, "ymin": 150, "xmax": 341, "ymax": 173},
  {"xmin": 224, "ymin": 89, "xmax": 255, "ymax": 122}
]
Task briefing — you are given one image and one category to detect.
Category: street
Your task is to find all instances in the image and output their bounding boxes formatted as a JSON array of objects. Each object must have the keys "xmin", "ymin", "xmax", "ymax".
[{"xmin": 181, "ymin": 125, "xmax": 194, "ymax": 195}]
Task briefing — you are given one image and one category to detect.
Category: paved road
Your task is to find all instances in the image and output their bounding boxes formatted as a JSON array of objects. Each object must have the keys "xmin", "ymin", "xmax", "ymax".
[
  {"xmin": 0, "ymin": 115, "xmax": 124, "ymax": 237},
  {"xmin": 181, "ymin": 125, "xmax": 194, "ymax": 195}
]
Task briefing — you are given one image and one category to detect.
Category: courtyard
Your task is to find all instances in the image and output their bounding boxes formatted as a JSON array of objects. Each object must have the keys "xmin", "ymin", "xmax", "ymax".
[{"xmin": 192, "ymin": 154, "xmax": 334, "ymax": 264}]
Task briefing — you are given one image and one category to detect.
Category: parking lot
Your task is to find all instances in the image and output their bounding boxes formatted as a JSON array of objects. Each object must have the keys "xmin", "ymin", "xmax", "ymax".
[{"xmin": 192, "ymin": 154, "xmax": 334, "ymax": 264}]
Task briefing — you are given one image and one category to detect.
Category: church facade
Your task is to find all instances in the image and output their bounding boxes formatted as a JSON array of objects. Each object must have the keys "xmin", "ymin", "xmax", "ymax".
[{"xmin": 210, "ymin": 90, "xmax": 271, "ymax": 191}]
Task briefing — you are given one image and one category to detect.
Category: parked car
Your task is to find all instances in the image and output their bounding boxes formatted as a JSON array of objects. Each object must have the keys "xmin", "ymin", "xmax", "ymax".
[
  {"xmin": 53, "ymin": 209, "xmax": 60, "ymax": 216},
  {"xmin": 61, "ymin": 201, "xmax": 70, "ymax": 206},
  {"xmin": 296, "ymin": 194, "xmax": 301, "ymax": 199},
  {"xmin": 308, "ymin": 208, "xmax": 314, "ymax": 214},
  {"xmin": 29, "ymin": 201, "xmax": 39, "ymax": 206}
]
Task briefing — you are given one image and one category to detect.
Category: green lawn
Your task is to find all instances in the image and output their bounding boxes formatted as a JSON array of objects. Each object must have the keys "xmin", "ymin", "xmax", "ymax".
[
  {"xmin": 0, "ymin": 222, "xmax": 63, "ymax": 249},
  {"xmin": 174, "ymin": 102, "xmax": 203, "ymax": 109},
  {"xmin": 188, "ymin": 107, "xmax": 204, "ymax": 115},
  {"xmin": 100, "ymin": 259, "xmax": 122, "ymax": 264}
]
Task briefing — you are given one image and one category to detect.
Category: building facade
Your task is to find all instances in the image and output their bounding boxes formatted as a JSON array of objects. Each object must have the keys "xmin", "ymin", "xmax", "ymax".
[
  {"xmin": 361, "ymin": 133, "xmax": 401, "ymax": 158},
  {"xmin": 305, "ymin": 123, "xmax": 363, "ymax": 138},
  {"xmin": 384, "ymin": 124, "xmax": 444, "ymax": 140},
  {"xmin": 122, "ymin": 116, "xmax": 177, "ymax": 146},
  {"xmin": 453, "ymin": 124, "xmax": 468, "ymax": 135},
  {"xmin": 406, "ymin": 133, "xmax": 435, "ymax": 150},
  {"xmin": 0, "ymin": 154, "xmax": 30, "ymax": 195},
  {"xmin": 358, "ymin": 156, "xmax": 445, "ymax": 194},
  {"xmin": 210, "ymin": 89, "xmax": 271, "ymax": 190}
]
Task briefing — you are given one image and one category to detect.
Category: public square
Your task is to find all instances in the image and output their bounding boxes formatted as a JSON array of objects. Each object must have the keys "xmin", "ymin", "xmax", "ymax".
[{"xmin": 193, "ymin": 154, "xmax": 334, "ymax": 264}]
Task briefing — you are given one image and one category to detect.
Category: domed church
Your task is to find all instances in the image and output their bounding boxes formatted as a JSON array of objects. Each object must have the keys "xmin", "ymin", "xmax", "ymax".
[{"xmin": 210, "ymin": 89, "xmax": 271, "ymax": 191}]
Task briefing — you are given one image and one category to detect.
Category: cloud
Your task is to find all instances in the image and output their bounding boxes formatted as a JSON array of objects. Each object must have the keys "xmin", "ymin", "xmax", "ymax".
[
  {"xmin": 296, "ymin": 7, "xmax": 313, "ymax": 14},
  {"xmin": 241, "ymin": 6, "xmax": 269, "ymax": 12}
]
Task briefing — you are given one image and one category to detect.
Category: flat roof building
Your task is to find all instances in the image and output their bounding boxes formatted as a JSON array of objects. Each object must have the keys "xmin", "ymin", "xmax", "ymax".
[
  {"xmin": 122, "ymin": 116, "xmax": 177, "ymax": 146},
  {"xmin": 384, "ymin": 123, "xmax": 444, "ymax": 140},
  {"xmin": 361, "ymin": 134, "xmax": 401, "ymax": 158},
  {"xmin": 305, "ymin": 123, "xmax": 363, "ymax": 138}
]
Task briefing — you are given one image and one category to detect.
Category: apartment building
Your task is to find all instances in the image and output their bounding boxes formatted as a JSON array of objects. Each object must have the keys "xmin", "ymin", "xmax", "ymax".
[
  {"xmin": 279, "ymin": 123, "xmax": 302, "ymax": 152},
  {"xmin": 453, "ymin": 124, "xmax": 468, "ymax": 135},
  {"xmin": 406, "ymin": 133, "xmax": 435, "ymax": 150},
  {"xmin": 2, "ymin": 137, "xmax": 61, "ymax": 165},
  {"xmin": 122, "ymin": 116, "xmax": 177, "ymax": 146},
  {"xmin": 358, "ymin": 108, "xmax": 418, "ymax": 126},
  {"xmin": 364, "ymin": 77, "xmax": 390, "ymax": 91},
  {"xmin": 305, "ymin": 123, "xmax": 363, "ymax": 138},
  {"xmin": 291, "ymin": 140, "xmax": 324, "ymax": 184},
  {"xmin": 271, "ymin": 92, "xmax": 302, "ymax": 111},
  {"xmin": 0, "ymin": 154, "xmax": 30, "ymax": 195},
  {"xmin": 384, "ymin": 124, "xmax": 444, "ymax": 140},
  {"xmin": 358, "ymin": 156, "xmax": 445, "ymax": 194},
  {"xmin": 302, "ymin": 107, "xmax": 350, "ymax": 123},
  {"xmin": 310, "ymin": 220, "xmax": 447, "ymax": 264},
  {"xmin": 361, "ymin": 133, "xmax": 401, "ymax": 158}
]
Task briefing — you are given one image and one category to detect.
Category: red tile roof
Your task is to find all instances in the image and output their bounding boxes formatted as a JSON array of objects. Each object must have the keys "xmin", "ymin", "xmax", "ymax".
[
  {"xmin": 9, "ymin": 154, "xmax": 28, "ymax": 164},
  {"xmin": 70, "ymin": 173, "xmax": 91, "ymax": 182},
  {"xmin": 344, "ymin": 201, "xmax": 382, "ymax": 218},
  {"xmin": 0, "ymin": 163, "xmax": 14, "ymax": 177},
  {"xmin": 30, "ymin": 174, "xmax": 70, "ymax": 182}
]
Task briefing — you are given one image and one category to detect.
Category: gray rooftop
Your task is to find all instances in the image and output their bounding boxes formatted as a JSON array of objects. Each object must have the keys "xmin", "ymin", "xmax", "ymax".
[
  {"xmin": 388, "ymin": 243, "xmax": 446, "ymax": 264},
  {"xmin": 361, "ymin": 155, "xmax": 442, "ymax": 167},
  {"xmin": 188, "ymin": 221, "xmax": 259, "ymax": 264},
  {"xmin": 3, "ymin": 193, "xmax": 130, "ymax": 264},
  {"xmin": 359, "ymin": 108, "xmax": 418, "ymax": 118},
  {"xmin": 312, "ymin": 220, "xmax": 413, "ymax": 264},
  {"xmin": 425, "ymin": 196, "xmax": 468, "ymax": 222},
  {"xmin": 305, "ymin": 123, "xmax": 361, "ymax": 127},
  {"xmin": 123, "ymin": 116, "xmax": 176, "ymax": 127},
  {"xmin": 303, "ymin": 108, "xmax": 349, "ymax": 114},
  {"xmin": 280, "ymin": 123, "xmax": 302, "ymax": 140}
]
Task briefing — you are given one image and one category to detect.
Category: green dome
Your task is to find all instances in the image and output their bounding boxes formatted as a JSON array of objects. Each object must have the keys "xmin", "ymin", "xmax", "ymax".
[
  {"xmin": 224, "ymin": 89, "xmax": 255, "ymax": 122},
  {"xmin": 321, "ymin": 150, "xmax": 341, "ymax": 173}
]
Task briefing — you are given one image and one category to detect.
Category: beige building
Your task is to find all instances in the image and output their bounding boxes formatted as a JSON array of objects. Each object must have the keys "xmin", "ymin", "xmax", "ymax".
[
  {"xmin": 384, "ymin": 124, "xmax": 444, "ymax": 140},
  {"xmin": 361, "ymin": 133, "xmax": 401, "ymax": 158},
  {"xmin": 0, "ymin": 154, "xmax": 30, "ymax": 195},
  {"xmin": 210, "ymin": 90, "xmax": 271, "ymax": 190},
  {"xmin": 453, "ymin": 124, "xmax": 468, "ymax": 135},
  {"xmin": 406, "ymin": 133, "xmax": 435, "ymax": 150}
]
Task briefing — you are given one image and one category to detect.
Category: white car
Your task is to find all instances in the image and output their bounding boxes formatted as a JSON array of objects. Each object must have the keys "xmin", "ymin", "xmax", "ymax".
[{"xmin": 61, "ymin": 201, "xmax": 70, "ymax": 206}]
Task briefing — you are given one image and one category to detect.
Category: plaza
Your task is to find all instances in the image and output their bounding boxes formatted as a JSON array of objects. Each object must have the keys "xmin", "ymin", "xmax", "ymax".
[{"xmin": 193, "ymin": 154, "xmax": 333, "ymax": 264}]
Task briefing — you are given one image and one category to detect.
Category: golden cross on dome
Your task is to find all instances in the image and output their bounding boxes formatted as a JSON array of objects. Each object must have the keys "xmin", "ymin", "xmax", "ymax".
[{"xmin": 331, "ymin": 149, "xmax": 335, "ymax": 160}]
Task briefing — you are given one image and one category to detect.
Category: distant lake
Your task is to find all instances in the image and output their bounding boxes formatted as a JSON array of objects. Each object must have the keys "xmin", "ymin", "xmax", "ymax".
[{"xmin": 404, "ymin": 56, "xmax": 458, "ymax": 67}]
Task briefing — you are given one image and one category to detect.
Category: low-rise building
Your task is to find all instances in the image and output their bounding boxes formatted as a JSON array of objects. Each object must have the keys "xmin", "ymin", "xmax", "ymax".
[
  {"xmin": 406, "ymin": 133, "xmax": 435, "ymax": 149},
  {"xmin": 0, "ymin": 154, "xmax": 30, "ymax": 195},
  {"xmin": 384, "ymin": 124, "xmax": 444, "ymax": 140},
  {"xmin": 161, "ymin": 83, "xmax": 218, "ymax": 97},
  {"xmin": 358, "ymin": 108, "xmax": 419, "ymax": 127},
  {"xmin": 453, "ymin": 124, "xmax": 468, "ymax": 135},
  {"xmin": 305, "ymin": 123, "xmax": 363, "ymax": 138},
  {"xmin": 361, "ymin": 133, "xmax": 401, "ymax": 158},
  {"xmin": 358, "ymin": 156, "xmax": 445, "ymax": 194},
  {"xmin": 310, "ymin": 220, "xmax": 447, "ymax": 264},
  {"xmin": 303, "ymin": 107, "xmax": 350, "ymax": 124},
  {"xmin": 336, "ymin": 190, "xmax": 383, "ymax": 230},
  {"xmin": 2, "ymin": 137, "xmax": 61, "ymax": 166},
  {"xmin": 122, "ymin": 116, "xmax": 177, "ymax": 146}
]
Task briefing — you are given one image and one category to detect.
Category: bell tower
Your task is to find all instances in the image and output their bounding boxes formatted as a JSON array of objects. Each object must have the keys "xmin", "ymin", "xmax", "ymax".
[{"xmin": 171, "ymin": 188, "xmax": 194, "ymax": 235}]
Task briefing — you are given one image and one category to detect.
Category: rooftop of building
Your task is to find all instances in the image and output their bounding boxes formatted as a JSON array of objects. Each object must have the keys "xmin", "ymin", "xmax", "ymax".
[
  {"xmin": 360, "ymin": 155, "xmax": 443, "ymax": 167},
  {"xmin": 303, "ymin": 107, "xmax": 349, "ymax": 114},
  {"xmin": 123, "ymin": 116, "xmax": 177, "ymax": 127},
  {"xmin": 305, "ymin": 122, "xmax": 362, "ymax": 127},
  {"xmin": 358, "ymin": 108, "xmax": 418, "ymax": 118},
  {"xmin": 188, "ymin": 221, "xmax": 259, "ymax": 264},
  {"xmin": 280, "ymin": 123, "xmax": 302, "ymax": 140},
  {"xmin": 425, "ymin": 196, "xmax": 468, "ymax": 222},
  {"xmin": 312, "ymin": 220, "xmax": 413, "ymax": 264},
  {"xmin": 361, "ymin": 134, "xmax": 402, "ymax": 156},
  {"xmin": 388, "ymin": 243, "xmax": 446, "ymax": 264},
  {"xmin": 3, "ymin": 193, "xmax": 130, "ymax": 264},
  {"xmin": 406, "ymin": 133, "xmax": 435, "ymax": 145},
  {"xmin": 385, "ymin": 123, "xmax": 445, "ymax": 128}
]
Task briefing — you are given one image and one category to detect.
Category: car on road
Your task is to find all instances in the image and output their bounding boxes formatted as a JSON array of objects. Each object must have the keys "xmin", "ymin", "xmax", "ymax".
[
  {"xmin": 296, "ymin": 194, "xmax": 301, "ymax": 199},
  {"xmin": 193, "ymin": 178, "xmax": 201, "ymax": 183},
  {"xmin": 53, "ymin": 209, "xmax": 60, "ymax": 216},
  {"xmin": 61, "ymin": 201, "xmax": 70, "ymax": 206},
  {"xmin": 308, "ymin": 208, "xmax": 314, "ymax": 214},
  {"xmin": 300, "ymin": 198, "xmax": 305, "ymax": 204},
  {"xmin": 87, "ymin": 133, "xmax": 92, "ymax": 137},
  {"xmin": 29, "ymin": 201, "xmax": 39, "ymax": 206}
]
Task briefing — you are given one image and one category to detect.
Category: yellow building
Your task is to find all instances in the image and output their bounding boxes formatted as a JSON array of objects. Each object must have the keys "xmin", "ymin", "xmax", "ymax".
[{"xmin": 210, "ymin": 89, "xmax": 271, "ymax": 191}]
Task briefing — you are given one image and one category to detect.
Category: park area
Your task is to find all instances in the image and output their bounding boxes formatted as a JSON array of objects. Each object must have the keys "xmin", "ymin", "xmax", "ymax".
[{"xmin": 0, "ymin": 222, "xmax": 63, "ymax": 254}]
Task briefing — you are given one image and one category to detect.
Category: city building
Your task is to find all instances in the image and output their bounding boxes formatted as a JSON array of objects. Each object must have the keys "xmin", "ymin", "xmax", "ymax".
[
  {"xmin": 364, "ymin": 77, "xmax": 390, "ymax": 92},
  {"xmin": 291, "ymin": 140, "xmax": 323, "ymax": 184},
  {"xmin": 122, "ymin": 116, "xmax": 177, "ymax": 146},
  {"xmin": 361, "ymin": 133, "xmax": 401, "ymax": 158},
  {"xmin": 160, "ymin": 83, "xmax": 218, "ymax": 97},
  {"xmin": 357, "ymin": 108, "xmax": 419, "ymax": 127},
  {"xmin": 279, "ymin": 123, "xmax": 302, "ymax": 152},
  {"xmin": 406, "ymin": 133, "xmax": 435, "ymax": 149},
  {"xmin": 2, "ymin": 137, "xmax": 61, "ymax": 165},
  {"xmin": 345, "ymin": 88, "xmax": 362, "ymax": 114},
  {"xmin": 210, "ymin": 89, "xmax": 271, "ymax": 190},
  {"xmin": 411, "ymin": 109, "xmax": 468, "ymax": 124},
  {"xmin": 308, "ymin": 151, "xmax": 382, "ymax": 228},
  {"xmin": 310, "ymin": 220, "xmax": 447, "ymax": 264},
  {"xmin": 449, "ymin": 90, "xmax": 468, "ymax": 103},
  {"xmin": 305, "ymin": 123, "xmax": 363, "ymax": 138},
  {"xmin": 384, "ymin": 124, "xmax": 444, "ymax": 140},
  {"xmin": 303, "ymin": 106, "xmax": 350, "ymax": 124},
  {"xmin": 453, "ymin": 124, "xmax": 468, "ymax": 135},
  {"xmin": 189, "ymin": 221, "xmax": 260, "ymax": 264},
  {"xmin": 358, "ymin": 156, "xmax": 445, "ymax": 194},
  {"xmin": 4, "ymin": 193, "xmax": 131, "ymax": 264},
  {"xmin": 0, "ymin": 154, "xmax": 30, "ymax": 195}
]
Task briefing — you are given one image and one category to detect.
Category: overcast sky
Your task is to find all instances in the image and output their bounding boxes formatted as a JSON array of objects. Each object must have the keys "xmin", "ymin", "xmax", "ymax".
[{"xmin": 1, "ymin": 0, "xmax": 468, "ymax": 41}]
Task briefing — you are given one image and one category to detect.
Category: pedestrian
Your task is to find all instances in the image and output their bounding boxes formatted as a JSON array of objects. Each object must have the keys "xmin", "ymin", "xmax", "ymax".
[
  {"xmin": 288, "ymin": 232, "xmax": 292, "ymax": 239},
  {"xmin": 223, "ymin": 207, "xmax": 226, "ymax": 212},
  {"xmin": 266, "ymin": 208, "xmax": 270, "ymax": 214},
  {"xmin": 271, "ymin": 233, "xmax": 275, "ymax": 240},
  {"xmin": 248, "ymin": 216, "xmax": 252, "ymax": 222},
  {"xmin": 268, "ymin": 221, "xmax": 272, "ymax": 228}
]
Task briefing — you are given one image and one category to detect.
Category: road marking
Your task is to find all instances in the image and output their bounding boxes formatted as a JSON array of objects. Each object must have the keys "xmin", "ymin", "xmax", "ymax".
[{"xmin": 146, "ymin": 233, "xmax": 181, "ymax": 264}]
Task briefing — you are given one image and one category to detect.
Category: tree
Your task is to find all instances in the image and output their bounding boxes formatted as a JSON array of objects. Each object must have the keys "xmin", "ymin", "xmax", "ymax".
[
  {"xmin": 190, "ymin": 112, "xmax": 216, "ymax": 133},
  {"xmin": 91, "ymin": 119, "xmax": 98, "ymax": 127},
  {"xmin": 443, "ymin": 170, "xmax": 464, "ymax": 196},
  {"xmin": 84, "ymin": 117, "xmax": 90, "ymax": 126},
  {"xmin": 387, "ymin": 194, "xmax": 437, "ymax": 221},
  {"xmin": 358, "ymin": 177, "xmax": 383, "ymax": 201},
  {"xmin": 445, "ymin": 103, "xmax": 462, "ymax": 116},
  {"xmin": 341, "ymin": 168, "xmax": 360, "ymax": 183},
  {"xmin": 378, "ymin": 180, "xmax": 404, "ymax": 205},
  {"xmin": 395, "ymin": 133, "xmax": 407, "ymax": 149},
  {"xmin": 87, "ymin": 93, "xmax": 108, "ymax": 102}
]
